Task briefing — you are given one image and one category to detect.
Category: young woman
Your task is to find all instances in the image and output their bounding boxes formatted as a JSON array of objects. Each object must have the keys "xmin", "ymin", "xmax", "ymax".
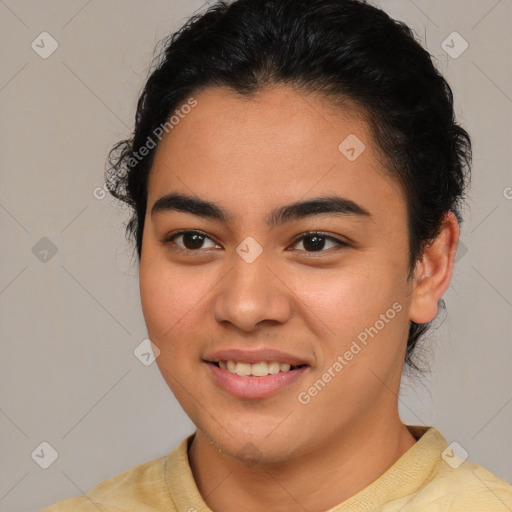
[{"xmin": 44, "ymin": 0, "xmax": 512, "ymax": 510}]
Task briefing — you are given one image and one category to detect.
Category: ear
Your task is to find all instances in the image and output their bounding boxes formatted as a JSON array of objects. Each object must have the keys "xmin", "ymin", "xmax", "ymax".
[{"xmin": 409, "ymin": 211, "xmax": 460, "ymax": 324}]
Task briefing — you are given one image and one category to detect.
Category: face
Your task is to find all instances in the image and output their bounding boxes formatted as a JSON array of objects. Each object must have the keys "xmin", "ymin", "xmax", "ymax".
[{"xmin": 139, "ymin": 85, "xmax": 416, "ymax": 464}]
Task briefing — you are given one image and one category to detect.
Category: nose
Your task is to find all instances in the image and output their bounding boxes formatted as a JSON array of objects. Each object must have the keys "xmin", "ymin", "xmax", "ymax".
[{"xmin": 211, "ymin": 248, "xmax": 292, "ymax": 332}]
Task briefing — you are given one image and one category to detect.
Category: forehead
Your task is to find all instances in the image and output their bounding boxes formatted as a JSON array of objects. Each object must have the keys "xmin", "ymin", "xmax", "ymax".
[{"xmin": 147, "ymin": 85, "xmax": 406, "ymax": 223}]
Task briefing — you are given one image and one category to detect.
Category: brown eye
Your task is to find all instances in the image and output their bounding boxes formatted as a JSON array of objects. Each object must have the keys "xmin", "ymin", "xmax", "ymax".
[
  {"xmin": 291, "ymin": 232, "xmax": 348, "ymax": 253},
  {"xmin": 164, "ymin": 230, "xmax": 219, "ymax": 251}
]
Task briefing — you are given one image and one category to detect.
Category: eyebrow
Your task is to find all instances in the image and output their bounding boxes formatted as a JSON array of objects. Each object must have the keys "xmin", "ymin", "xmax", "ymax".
[{"xmin": 151, "ymin": 192, "xmax": 371, "ymax": 227}]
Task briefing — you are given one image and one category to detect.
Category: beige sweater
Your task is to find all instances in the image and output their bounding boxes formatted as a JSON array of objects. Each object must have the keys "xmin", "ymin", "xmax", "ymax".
[{"xmin": 42, "ymin": 426, "xmax": 512, "ymax": 511}]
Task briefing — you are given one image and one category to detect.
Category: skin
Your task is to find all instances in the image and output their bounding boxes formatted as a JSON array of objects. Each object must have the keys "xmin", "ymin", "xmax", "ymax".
[{"xmin": 139, "ymin": 85, "xmax": 459, "ymax": 512}]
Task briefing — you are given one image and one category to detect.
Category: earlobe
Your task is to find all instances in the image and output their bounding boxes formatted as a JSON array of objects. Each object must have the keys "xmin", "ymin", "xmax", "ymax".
[{"xmin": 409, "ymin": 212, "xmax": 460, "ymax": 324}]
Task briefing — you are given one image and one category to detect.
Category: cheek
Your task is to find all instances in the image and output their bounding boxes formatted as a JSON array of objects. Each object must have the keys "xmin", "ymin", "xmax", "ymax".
[
  {"xmin": 297, "ymin": 262, "xmax": 404, "ymax": 318},
  {"xmin": 291, "ymin": 267, "xmax": 409, "ymax": 412},
  {"xmin": 139, "ymin": 253, "xmax": 191, "ymax": 343},
  {"xmin": 139, "ymin": 259, "xmax": 171, "ymax": 339},
  {"xmin": 290, "ymin": 257, "xmax": 409, "ymax": 356},
  {"xmin": 139, "ymin": 249, "xmax": 220, "ymax": 361},
  {"xmin": 139, "ymin": 264, "xmax": 196, "ymax": 397}
]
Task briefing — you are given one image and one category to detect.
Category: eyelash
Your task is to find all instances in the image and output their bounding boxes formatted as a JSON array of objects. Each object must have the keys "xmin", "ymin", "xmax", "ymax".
[{"xmin": 161, "ymin": 230, "xmax": 349, "ymax": 254}]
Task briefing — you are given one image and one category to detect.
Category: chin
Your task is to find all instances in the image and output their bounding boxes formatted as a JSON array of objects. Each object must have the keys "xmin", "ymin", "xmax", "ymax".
[{"xmin": 200, "ymin": 420, "xmax": 311, "ymax": 468}]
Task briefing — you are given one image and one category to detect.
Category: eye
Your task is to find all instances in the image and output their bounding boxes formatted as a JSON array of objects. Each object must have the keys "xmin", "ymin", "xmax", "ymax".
[
  {"xmin": 162, "ymin": 230, "xmax": 220, "ymax": 251},
  {"xmin": 161, "ymin": 230, "xmax": 349, "ymax": 254},
  {"xmin": 290, "ymin": 231, "xmax": 349, "ymax": 253}
]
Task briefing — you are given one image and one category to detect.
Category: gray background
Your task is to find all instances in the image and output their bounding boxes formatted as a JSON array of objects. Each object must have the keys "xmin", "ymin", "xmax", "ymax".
[{"xmin": 0, "ymin": 1, "xmax": 511, "ymax": 510}]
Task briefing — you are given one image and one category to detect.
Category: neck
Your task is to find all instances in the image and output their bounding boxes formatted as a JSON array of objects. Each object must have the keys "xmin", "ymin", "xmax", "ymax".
[{"xmin": 188, "ymin": 415, "xmax": 417, "ymax": 512}]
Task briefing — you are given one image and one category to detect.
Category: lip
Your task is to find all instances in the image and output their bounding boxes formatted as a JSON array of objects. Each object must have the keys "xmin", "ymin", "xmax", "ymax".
[
  {"xmin": 204, "ymin": 348, "xmax": 310, "ymax": 366},
  {"xmin": 206, "ymin": 361, "xmax": 309, "ymax": 399}
]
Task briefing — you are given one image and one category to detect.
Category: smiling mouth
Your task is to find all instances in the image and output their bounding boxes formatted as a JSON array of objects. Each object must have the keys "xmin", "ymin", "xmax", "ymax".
[{"xmin": 210, "ymin": 360, "xmax": 307, "ymax": 377}]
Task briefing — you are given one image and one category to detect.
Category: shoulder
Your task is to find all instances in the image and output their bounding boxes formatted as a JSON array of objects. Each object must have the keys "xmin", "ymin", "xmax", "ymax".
[
  {"xmin": 383, "ymin": 427, "xmax": 512, "ymax": 511},
  {"xmin": 40, "ymin": 453, "xmax": 176, "ymax": 512},
  {"xmin": 413, "ymin": 457, "xmax": 512, "ymax": 511}
]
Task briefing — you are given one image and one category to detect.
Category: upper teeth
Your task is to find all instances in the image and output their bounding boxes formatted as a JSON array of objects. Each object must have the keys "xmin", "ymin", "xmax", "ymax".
[{"xmin": 219, "ymin": 360, "xmax": 294, "ymax": 377}]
